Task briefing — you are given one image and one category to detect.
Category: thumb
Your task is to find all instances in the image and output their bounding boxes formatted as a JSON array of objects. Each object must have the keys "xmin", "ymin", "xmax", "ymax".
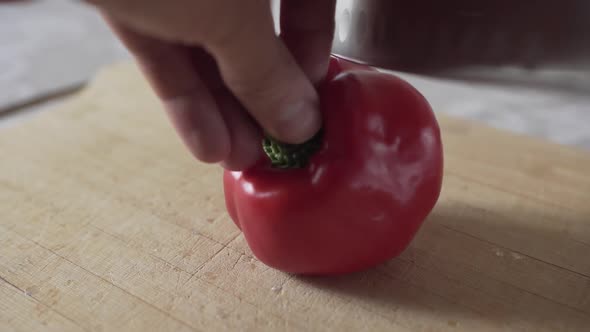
[{"xmin": 205, "ymin": 3, "xmax": 322, "ymax": 144}]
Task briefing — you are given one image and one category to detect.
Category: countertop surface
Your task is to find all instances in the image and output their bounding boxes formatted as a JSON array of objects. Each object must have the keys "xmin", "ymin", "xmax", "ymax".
[{"xmin": 1, "ymin": 0, "xmax": 590, "ymax": 150}]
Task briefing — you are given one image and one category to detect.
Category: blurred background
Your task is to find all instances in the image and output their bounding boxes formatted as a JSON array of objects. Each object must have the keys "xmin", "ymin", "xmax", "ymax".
[{"xmin": 1, "ymin": 0, "xmax": 589, "ymax": 149}]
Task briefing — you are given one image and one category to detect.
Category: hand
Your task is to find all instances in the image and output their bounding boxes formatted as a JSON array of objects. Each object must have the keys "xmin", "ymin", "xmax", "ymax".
[{"xmin": 86, "ymin": 0, "xmax": 336, "ymax": 170}]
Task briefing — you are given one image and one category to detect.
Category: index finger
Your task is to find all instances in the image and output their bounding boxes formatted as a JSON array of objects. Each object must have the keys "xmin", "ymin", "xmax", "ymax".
[
  {"xmin": 206, "ymin": 1, "xmax": 322, "ymax": 145},
  {"xmin": 280, "ymin": 0, "xmax": 337, "ymax": 84}
]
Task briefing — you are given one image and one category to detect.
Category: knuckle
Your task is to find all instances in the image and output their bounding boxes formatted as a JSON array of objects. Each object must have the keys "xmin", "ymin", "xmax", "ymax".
[{"xmin": 230, "ymin": 61, "xmax": 293, "ymax": 123}]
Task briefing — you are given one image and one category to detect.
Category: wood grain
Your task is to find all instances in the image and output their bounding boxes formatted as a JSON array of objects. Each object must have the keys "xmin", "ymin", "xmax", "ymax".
[{"xmin": 1, "ymin": 62, "xmax": 589, "ymax": 331}]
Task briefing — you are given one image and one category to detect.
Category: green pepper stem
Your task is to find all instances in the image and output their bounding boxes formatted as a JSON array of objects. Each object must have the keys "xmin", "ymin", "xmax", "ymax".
[{"xmin": 262, "ymin": 129, "xmax": 324, "ymax": 169}]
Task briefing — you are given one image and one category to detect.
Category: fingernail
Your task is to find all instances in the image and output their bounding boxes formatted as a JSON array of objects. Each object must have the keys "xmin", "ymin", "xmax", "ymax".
[{"xmin": 272, "ymin": 99, "xmax": 321, "ymax": 144}]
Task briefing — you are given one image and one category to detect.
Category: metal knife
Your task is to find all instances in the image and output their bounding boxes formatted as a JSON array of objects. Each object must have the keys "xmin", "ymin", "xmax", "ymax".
[{"xmin": 331, "ymin": 0, "xmax": 590, "ymax": 75}]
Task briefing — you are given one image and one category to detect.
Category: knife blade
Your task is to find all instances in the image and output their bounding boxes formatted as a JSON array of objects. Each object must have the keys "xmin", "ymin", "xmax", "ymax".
[{"xmin": 330, "ymin": 0, "xmax": 590, "ymax": 73}]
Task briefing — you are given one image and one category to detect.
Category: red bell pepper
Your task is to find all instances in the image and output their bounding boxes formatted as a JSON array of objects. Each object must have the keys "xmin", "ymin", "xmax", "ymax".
[
  {"xmin": 223, "ymin": 56, "xmax": 443, "ymax": 275},
  {"xmin": 326, "ymin": 55, "xmax": 377, "ymax": 78}
]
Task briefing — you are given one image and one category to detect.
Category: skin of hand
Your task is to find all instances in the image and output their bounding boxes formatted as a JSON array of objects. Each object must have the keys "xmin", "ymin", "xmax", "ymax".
[{"xmin": 85, "ymin": 0, "xmax": 337, "ymax": 170}]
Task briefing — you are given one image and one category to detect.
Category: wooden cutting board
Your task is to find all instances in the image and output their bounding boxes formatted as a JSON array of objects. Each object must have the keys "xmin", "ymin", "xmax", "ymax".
[{"xmin": 1, "ymin": 62, "xmax": 589, "ymax": 332}]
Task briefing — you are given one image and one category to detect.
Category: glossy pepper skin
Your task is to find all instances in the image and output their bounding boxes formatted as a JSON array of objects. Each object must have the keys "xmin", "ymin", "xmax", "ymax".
[{"xmin": 223, "ymin": 56, "xmax": 443, "ymax": 275}]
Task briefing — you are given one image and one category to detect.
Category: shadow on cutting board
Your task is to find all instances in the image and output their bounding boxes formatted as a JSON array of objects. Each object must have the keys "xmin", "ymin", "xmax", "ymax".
[{"xmin": 297, "ymin": 202, "xmax": 590, "ymax": 330}]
